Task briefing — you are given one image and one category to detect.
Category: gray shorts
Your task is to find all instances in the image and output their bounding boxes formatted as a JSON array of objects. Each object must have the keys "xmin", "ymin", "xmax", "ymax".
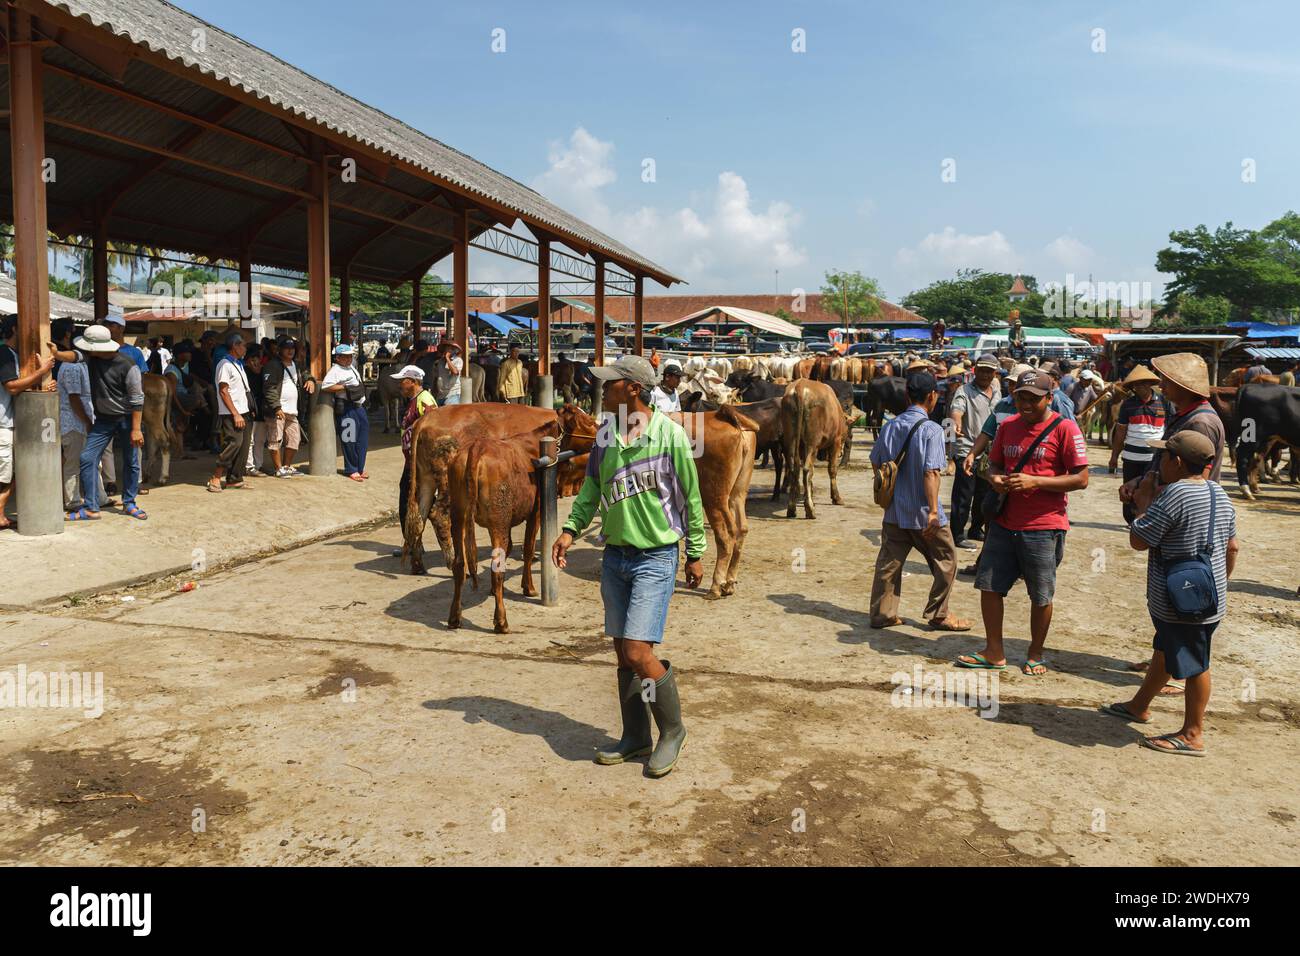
[{"xmin": 974, "ymin": 521, "xmax": 1065, "ymax": 607}]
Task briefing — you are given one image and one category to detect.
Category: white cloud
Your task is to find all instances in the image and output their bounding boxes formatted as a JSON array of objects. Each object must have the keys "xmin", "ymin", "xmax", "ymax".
[
  {"xmin": 894, "ymin": 227, "xmax": 1020, "ymax": 280},
  {"xmin": 1044, "ymin": 235, "xmax": 1094, "ymax": 269},
  {"xmin": 527, "ymin": 127, "xmax": 806, "ymax": 291}
]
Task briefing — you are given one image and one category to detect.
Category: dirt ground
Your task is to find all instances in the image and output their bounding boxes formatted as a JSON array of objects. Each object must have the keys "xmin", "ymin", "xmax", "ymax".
[{"xmin": 1, "ymin": 429, "xmax": 1297, "ymax": 866}]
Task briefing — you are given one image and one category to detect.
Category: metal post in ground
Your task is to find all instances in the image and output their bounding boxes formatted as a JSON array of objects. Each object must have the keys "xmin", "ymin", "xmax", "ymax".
[{"xmin": 538, "ymin": 435, "xmax": 559, "ymax": 607}]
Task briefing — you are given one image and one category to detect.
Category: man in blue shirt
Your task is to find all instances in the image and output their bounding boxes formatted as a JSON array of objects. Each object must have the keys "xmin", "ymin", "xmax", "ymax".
[
  {"xmin": 105, "ymin": 315, "xmax": 148, "ymax": 372},
  {"xmin": 1042, "ymin": 363, "xmax": 1077, "ymax": 421},
  {"xmin": 868, "ymin": 371, "xmax": 972, "ymax": 631}
]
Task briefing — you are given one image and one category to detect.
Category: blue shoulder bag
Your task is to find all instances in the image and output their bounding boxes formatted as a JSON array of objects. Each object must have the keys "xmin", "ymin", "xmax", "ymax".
[{"xmin": 1161, "ymin": 483, "xmax": 1220, "ymax": 621}]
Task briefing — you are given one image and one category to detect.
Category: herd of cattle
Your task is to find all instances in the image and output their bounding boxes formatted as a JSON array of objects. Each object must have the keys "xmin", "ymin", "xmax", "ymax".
[
  {"xmin": 395, "ymin": 360, "xmax": 868, "ymax": 632},
  {"xmin": 123, "ymin": 348, "xmax": 1297, "ymax": 634},
  {"xmin": 387, "ymin": 353, "xmax": 1299, "ymax": 633}
]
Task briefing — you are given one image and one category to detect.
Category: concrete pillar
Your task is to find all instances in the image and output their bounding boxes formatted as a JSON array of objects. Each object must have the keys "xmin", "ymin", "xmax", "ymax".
[
  {"xmin": 537, "ymin": 373, "xmax": 554, "ymax": 411},
  {"xmin": 307, "ymin": 388, "xmax": 336, "ymax": 477},
  {"xmin": 13, "ymin": 392, "xmax": 63, "ymax": 536}
]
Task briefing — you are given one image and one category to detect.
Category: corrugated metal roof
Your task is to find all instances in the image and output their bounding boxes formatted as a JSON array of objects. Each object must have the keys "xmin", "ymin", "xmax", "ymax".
[
  {"xmin": 1245, "ymin": 347, "xmax": 1300, "ymax": 360},
  {"xmin": 44, "ymin": 0, "xmax": 681, "ymax": 284}
]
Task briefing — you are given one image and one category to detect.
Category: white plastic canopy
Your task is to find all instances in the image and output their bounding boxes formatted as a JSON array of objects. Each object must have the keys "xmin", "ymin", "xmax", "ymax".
[{"xmin": 653, "ymin": 305, "xmax": 803, "ymax": 339}]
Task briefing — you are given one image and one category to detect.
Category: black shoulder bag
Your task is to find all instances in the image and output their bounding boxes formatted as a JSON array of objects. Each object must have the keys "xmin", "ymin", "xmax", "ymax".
[{"xmin": 983, "ymin": 414, "xmax": 1064, "ymax": 520}]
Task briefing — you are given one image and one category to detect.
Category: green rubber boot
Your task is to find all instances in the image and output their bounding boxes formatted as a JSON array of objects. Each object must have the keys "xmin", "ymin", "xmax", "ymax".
[
  {"xmin": 594, "ymin": 667, "xmax": 653, "ymax": 765},
  {"xmin": 646, "ymin": 661, "xmax": 687, "ymax": 778}
]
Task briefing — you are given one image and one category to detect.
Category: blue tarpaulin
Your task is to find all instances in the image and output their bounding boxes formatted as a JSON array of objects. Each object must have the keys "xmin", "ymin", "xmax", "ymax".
[
  {"xmin": 892, "ymin": 327, "xmax": 932, "ymax": 340},
  {"xmin": 1227, "ymin": 322, "xmax": 1300, "ymax": 339},
  {"xmin": 470, "ymin": 312, "xmax": 517, "ymax": 334}
]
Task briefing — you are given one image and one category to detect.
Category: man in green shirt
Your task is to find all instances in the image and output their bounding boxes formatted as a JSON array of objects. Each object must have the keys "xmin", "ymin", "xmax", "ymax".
[{"xmin": 552, "ymin": 354, "xmax": 705, "ymax": 778}]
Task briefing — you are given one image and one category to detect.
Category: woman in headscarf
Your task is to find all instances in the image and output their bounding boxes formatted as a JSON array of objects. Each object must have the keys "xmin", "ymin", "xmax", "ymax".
[{"xmin": 321, "ymin": 343, "xmax": 370, "ymax": 481}]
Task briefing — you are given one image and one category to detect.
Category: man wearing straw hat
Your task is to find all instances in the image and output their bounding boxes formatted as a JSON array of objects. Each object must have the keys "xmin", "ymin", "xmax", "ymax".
[
  {"xmin": 1109, "ymin": 364, "xmax": 1168, "ymax": 524},
  {"xmin": 1118, "ymin": 352, "xmax": 1225, "ymax": 693}
]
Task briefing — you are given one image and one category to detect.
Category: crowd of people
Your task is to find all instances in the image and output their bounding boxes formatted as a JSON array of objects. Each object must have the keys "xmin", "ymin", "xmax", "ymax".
[{"xmin": 868, "ymin": 349, "xmax": 1239, "ymax": 757}]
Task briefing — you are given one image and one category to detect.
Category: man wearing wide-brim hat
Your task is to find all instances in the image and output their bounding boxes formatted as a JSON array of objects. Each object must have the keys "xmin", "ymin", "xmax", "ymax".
[{"xmin": 1118, "ymin": 352, "xmax": 1225, "ymax": 694}]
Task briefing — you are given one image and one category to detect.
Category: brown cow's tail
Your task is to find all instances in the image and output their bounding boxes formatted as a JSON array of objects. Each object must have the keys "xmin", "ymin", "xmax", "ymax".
[
  {"xmin": 715, "ymin": 403, "xmax": 759, "ymax": 433},
  {"xmin": 463, "ymin": 442, "xmax": 481, "ymax": 591}
]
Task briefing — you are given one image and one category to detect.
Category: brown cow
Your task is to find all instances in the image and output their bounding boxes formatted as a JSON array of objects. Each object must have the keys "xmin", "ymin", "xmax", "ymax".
[
  {"xmin": 670, "ymin": 405, "xmax": 759, "ymax": 598},
  {"xmin": 782, "ymin": 380, "xmax": 847, "ymax": 519},
  {"xmin": 1224, "ymin": 367, "xmax": 1280, "ymax": 387},
  {"xmin": 404, "ymin": 403, "xmax": 560, "ymax": 573},
  {"xmin": 560, "ymin": 403, "xmax": 758, "ymax": 598},
  {"xmin": 140, "ymin": 372, "xmax": 206, "ymax": 485},
  {"xmin": 445, "ymin": 423, "xmax": 553, "ymax": 633}
]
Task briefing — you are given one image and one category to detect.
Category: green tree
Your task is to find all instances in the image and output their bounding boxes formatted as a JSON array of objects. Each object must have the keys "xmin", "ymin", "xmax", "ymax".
[
  {"xmin": 49, "ymin": 275, "xmax": 80, "ymax": 298},
  {"xmin": 819, "ymin": 270, "xmax": 882, "ymax": 328},
  {"xmin": 150, "ymin": 264, "xmax": 218, "ymax": 294},
  {"xmin": 1155, "ymin": 212, "xmax": 1300, "ymax": 322},
  {"xmin": 903, "ymin": 269, "xmax": 1046, "ymax": 329}
]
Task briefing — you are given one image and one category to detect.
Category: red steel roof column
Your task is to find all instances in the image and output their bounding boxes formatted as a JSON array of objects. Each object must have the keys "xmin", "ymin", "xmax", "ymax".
[
  {"xmin": 634, "ymin": 275, "xmax": 644, "ymax": 356},
  {"xmin": 7, "ymin": 7, "xmax": 50, "ymax": 372},
  {"xmin": 339, "ymin": 266, "xmax": 351, "ymax": 343},
  {"xmin": 453, "ymin": 205, "xmax": 469, "ymax": 358},
  {"xmin": 537, "ymin": 236, "xmax": 551, "ymax": 372},
  {"xmin": 411, "ymin": 277, "xmax": 422, "ymax": 336},
  {"xmin": 92, "ymin": 215, "xmax": 108, "ymax": 322},
  {"xmin": 593, "ymin": 257, "xmax": 606, "ymax": 368},
  {"xmin": 238, "ymin": 239, "xmax": 253, "ymax": 327}
]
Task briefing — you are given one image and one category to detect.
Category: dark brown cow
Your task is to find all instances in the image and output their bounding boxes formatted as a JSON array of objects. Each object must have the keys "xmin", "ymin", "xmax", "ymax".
[
  {"xmin": 445, "ymin": 423, "xmax": 553, "ymax": 633},
  {"xmin": 404, "ymin": 403, "xmax": 559, "ymax": 573},
  {"xmin": 782, "ymin": 380, "xmax": 847, "ymax": 519}
]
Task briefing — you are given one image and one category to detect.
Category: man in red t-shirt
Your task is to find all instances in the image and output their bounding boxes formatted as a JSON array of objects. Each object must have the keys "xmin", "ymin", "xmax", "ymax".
[{"xmin": 956, "ymin": 370, "xmax": 1090, "ymax": 675}]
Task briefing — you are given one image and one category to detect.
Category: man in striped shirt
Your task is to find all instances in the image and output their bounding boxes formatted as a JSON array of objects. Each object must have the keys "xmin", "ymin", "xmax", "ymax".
[
  {"xmin": 1103, "ymin": 431, "xmax": 1238, "ymax": 756},
  {"xmin": 868, "ymin": 372, "xmax": 972, "ymax": 632},
  {"xmin": 1109, "ymin": 364, "xmax": 1169, "ymax": 524}
]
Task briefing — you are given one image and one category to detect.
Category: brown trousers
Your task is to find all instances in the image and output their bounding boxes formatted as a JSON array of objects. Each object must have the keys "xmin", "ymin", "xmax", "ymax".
[{"xmin": 869, "ymin": 521, "xmax": 958, "ymax": 625}]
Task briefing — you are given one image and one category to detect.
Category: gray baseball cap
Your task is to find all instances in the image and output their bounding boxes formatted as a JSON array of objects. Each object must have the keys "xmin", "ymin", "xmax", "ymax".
[{"xmin": 589, "ymin": 354, "xmax": 657, "ymax": 389}]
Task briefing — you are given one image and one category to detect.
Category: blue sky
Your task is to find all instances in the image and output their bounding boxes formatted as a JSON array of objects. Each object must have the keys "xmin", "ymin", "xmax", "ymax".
[{"xmin": 180, "ymin": 0, "xmax": 1300, "ymax": 302}]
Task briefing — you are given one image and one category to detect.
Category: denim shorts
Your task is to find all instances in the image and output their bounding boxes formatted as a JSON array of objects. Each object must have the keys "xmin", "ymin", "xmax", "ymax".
[
  {"xmin": 600, "ymin": 543, "xmax": 680, "ymax": 644},
  {"xmin": 974, "ymin": 521, "xmax": 1065, "ymax": 606},
  {"xmin": 1152, "ymin": 614, "xmax": 1218, "ymax": 680}
]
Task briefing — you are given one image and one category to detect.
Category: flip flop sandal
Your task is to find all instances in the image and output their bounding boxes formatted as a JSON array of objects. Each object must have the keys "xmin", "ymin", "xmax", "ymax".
[
  {"xmin": 869, "ymin": 616, "xmax": 902, "ymax": 629},
  {"xmin": 1141, "ymin": 733, "xmax": 1206, "ymax": 757},
  {"xmin": 124, "ymin": 504, "xmax": 148, "ymax": 521},
  {"xmin": 954, "ymin": 653, "xmax": 1005, "ymax": 670},
  {"xmin": 206, "ymin": 481, "xmax": 223, "ymax": 493},
  {"xmin": 64, "ymin": 508, "xmax": 100, "ymax": 522},
  {"xmin": 1022, "ymin": 659, "xmax": 1050, "ymax": 676},
  {"xmin": 1100, "ymin": 702, "xmax": 1150, "ymax": 724},
  {"xmin": 347, "ymin": 473, "xmax": 365, "ymax": 482}
]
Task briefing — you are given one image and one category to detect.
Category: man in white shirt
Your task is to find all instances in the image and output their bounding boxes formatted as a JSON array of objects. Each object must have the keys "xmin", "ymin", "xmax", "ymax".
[
  {"xmin": 650, "ymin": 364, "xmax": 682, "ymax": 414},
  {"xmin": 434, "ymin": 343, "xmax": 464, "ymax": 405},
  {"xmin": 208, "ymin": 332, "xmax": 253, "ymax": 492}
]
